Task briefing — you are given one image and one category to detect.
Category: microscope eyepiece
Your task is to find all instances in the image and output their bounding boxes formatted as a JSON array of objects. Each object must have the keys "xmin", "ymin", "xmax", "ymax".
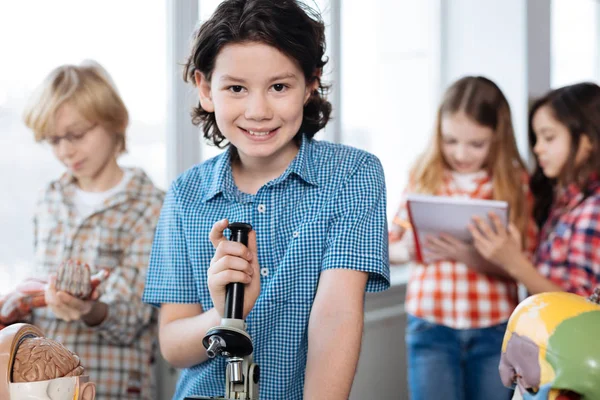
[{"xmin": 228, "ymin": 223, "xmax": 252, "ymax": 246}]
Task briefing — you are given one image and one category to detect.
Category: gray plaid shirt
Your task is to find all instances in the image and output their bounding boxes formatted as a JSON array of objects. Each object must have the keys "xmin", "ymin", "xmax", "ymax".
[{"xmin": 32, "ymin": 167, "xmax": 164, "ymax": 399}]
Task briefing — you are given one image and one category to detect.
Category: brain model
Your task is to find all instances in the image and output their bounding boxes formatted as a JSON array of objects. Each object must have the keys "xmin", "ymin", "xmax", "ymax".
[
  {"xmin": 0, "ymin": 323, "xmax": 96, "ymax": 400},
  {"xmin": 12, "ymin": 336, "xmax": 84, "ymax": 382}
]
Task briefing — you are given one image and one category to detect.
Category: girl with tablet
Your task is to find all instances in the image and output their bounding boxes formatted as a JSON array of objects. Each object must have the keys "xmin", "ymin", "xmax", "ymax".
[
  {"xmin": 470, "ymin": 82, "xmax": 600, "ymax": 299},
  {"xmin": 390, "ymin": 76, "xmax": 537, "ymax": 400}
]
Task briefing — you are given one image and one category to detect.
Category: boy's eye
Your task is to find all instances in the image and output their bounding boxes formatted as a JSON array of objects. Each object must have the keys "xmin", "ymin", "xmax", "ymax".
[
  {"xmin": 272, "ymin": 83, "xmax": 286, "ymax": 92},
  {"xmin": 229, "ymin": 85, "xmax": 244, "ymax": 93}
]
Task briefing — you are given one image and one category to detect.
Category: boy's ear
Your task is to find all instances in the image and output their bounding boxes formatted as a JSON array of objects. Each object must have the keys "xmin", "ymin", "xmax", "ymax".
[
  {"xmin": 304, "ymin": 68, "xmax": 322, "ymax": 105},
  {"xmin": 194, "ymin": 70, "xmax": 215, "ymax": 113}
]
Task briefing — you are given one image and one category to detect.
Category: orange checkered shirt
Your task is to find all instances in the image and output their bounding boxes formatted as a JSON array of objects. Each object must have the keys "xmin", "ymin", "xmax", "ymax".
[
  {"xmin": 393, "ymin": 170, "xmax": 538, "ymax": 329},
  {"xmin": 31, "ymin": 167, "xmax": 164, "ymax": 399}
]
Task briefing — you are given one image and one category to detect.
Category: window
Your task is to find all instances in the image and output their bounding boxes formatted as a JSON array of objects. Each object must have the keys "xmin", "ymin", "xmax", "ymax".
[
  {"xmin": 551, "ymin": 0, "xmax": 600, "ymax": 87},
  {"xmin": 0, "ymin": 0, "xmax": 167, "ymax": 293},
  {"xmin": 341, "ymin": 0, "xmax": 439, "ymax": 219}
]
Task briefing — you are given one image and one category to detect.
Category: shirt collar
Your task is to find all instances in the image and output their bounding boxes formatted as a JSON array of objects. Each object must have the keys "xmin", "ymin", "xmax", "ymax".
[
  {"xmin": 272, "ymin": 134, "xmax": 318, "ymax": 187},
  {"xmin": 556, "ymin": 175, "xmax": 600, "ymax": 210},
  {"xmin": 202, "ymin": 134, "xmax": 319, "ymax": 202},
  {"xmin": 202, "ymin": 149, "xmax": 237, "ymax": 202},
  {"xmin": 56, "ymin": 167, "xmax": 156, "ymax": 207}
]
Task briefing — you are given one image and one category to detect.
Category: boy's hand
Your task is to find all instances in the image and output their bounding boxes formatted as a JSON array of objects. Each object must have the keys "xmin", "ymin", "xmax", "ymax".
[
  {"xmin": 208, "ymin": 219, "xmax": 261, "ymax": 319},
  {"xmin": 45, "ymin": 275, "xmax": 100, "ymax": 322}
]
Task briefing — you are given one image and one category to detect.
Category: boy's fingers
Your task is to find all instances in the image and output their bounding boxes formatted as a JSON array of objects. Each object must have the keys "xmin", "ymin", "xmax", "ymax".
[
  {"xmin": 211, "ymin": 270, "xmax": 252, "ymax": 287},
  {"xmin": 213, "ymin": 241, "xmax": 253, "ymax": 261},
  {"xmin": 58, "ymin": 291, "xmax": 86, "ymax": 310},
  {"xmin": 209, "ymin": 219, "xmax": 229, "ymax": 248},
  {"xmin": 49, "ymin": 274, "xmax": 57, "ymax": 289},
  {"xmin": 90, "ymin": 289, "xmax": 101, "ymax": 301},
  {"xmin": 248, "ymin": 230, "xmax": 260, "ymax": 274},
  {"xmin": 209, "ymin": 256, "xmax": 253, "ymax": 275},
  {"xmin": 45, "ymin": 276, "xmax": 58, "ymax": 300}
]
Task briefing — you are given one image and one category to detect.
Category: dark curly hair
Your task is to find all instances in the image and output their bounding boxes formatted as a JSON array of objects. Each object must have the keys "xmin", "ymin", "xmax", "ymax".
[
  {"xmin": 183, "ymin": 0, "xmax": 331, "ymax": 148},
  {"xmin": 529, "ymin": 82, "xmax": 600, "ymax": 228}
]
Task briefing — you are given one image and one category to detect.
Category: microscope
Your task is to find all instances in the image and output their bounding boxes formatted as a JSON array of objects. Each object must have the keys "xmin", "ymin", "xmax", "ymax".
[{"xmin": 186, "ymin": 223, "xmax": 260, "ymax": 400}]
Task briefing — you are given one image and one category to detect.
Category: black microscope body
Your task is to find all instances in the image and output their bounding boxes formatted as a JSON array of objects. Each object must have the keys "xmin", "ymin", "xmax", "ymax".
[{"xmin": 186, "ymin": 223, "xmax": 259, "ymax": 400}]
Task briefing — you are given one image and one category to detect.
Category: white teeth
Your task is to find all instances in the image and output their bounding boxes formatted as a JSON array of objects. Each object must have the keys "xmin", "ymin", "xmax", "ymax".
[{"xmin": 248, "ymin": 130, "xmax": 271, "ymax": 136}]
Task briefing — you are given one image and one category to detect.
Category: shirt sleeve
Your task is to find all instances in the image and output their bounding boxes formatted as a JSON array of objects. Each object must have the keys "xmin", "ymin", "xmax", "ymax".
[
  {"xmin": 91, "ymin": 197, "xmax": 163, "ymax": 345},
  {"xmin": 142, "ymin": 181, "xmax": 198, "ymax": 307},
  {"xmin": 321, "ymin": 155, "xmax": 390, "ymax": 292},
  {"xmin": 562, "ymin": 198, "xmax": 600, "ymax": 297}
]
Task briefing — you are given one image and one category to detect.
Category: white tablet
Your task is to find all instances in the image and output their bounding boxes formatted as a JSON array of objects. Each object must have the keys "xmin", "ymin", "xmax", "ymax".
[{"xmin": 406, "ymin": 194, "xmax": 509, "ymax": 263}]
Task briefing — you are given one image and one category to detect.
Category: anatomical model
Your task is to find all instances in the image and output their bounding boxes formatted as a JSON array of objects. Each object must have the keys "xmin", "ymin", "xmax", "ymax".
[
  {"xmin": 0, "ymin": 323, "xmax": 96, "ymax": 399},
  {"xmin": 500, "ymin": 289, "xmax": 600, "ymax": 400},
  {"xmin": 0, "ymin": 260, "xmax": 108, "ymax": 329}
]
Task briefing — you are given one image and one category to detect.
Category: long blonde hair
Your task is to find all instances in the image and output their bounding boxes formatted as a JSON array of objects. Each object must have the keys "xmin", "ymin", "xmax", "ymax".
[{"xmin": 411, "ymin": 76, "xmax": 529, "ymax": 239}]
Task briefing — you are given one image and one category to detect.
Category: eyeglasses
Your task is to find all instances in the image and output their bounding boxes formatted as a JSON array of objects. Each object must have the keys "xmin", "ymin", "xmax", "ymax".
[{"xmin": 47, "ymin": 124, "xmax": 97, "ymax": 147}]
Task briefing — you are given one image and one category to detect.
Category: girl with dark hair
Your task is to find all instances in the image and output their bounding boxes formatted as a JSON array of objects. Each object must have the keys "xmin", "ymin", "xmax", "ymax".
[
  {"xmin": 470, "ymin": 82, "xmax": 600, "ymax": 299},
  {"xmin": 390, "ymin": 76, "xmax": 538, "ymax": 400},
  {"xmin": 143, "ymin": 1, "xmax": 390, "ymax": 399}
]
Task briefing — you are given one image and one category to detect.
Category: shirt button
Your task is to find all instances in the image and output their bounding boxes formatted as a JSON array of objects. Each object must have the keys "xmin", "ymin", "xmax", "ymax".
[
  {"xmin": 293, "ymin": 231, "xmax": 299, "ymax": 238},
  {"xmin": 260, "ymin": 267, "xmax": 269, "ymax": 277},
  {"xmin": 257, "ymin": 204, "xmax": 266, "ymax": 213}
]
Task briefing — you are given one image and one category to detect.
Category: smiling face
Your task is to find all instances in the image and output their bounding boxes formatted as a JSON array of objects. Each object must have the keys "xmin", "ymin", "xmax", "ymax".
[
  {"xmin": 195, "ymin": 42, "xmax": 314, "ymax": 170},
  {"xmin": 440, "ymin": 111, "xmax": 494, "ymax": 174}
]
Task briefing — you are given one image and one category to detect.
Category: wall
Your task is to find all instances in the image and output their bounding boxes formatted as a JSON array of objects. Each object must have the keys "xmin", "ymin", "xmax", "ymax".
[{"xmin": 441, "ymin": 0, "xmax": 551, "ymax": 161}]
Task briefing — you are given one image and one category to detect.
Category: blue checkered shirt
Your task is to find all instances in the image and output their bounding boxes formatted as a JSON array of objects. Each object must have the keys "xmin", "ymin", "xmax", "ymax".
[{"xmin": 143, "ymin": 134, "xmax": 390, "ymax": 399}]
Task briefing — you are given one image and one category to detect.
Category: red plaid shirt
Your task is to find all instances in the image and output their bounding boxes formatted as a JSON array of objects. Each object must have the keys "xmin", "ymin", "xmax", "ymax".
[
  {"xmin": 535, "ymin": 179, "xmax": 600, "ymax": 297},
  {"xmin": 394, "ymin": 170, "xmax": 537, "ymax": 329}
]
